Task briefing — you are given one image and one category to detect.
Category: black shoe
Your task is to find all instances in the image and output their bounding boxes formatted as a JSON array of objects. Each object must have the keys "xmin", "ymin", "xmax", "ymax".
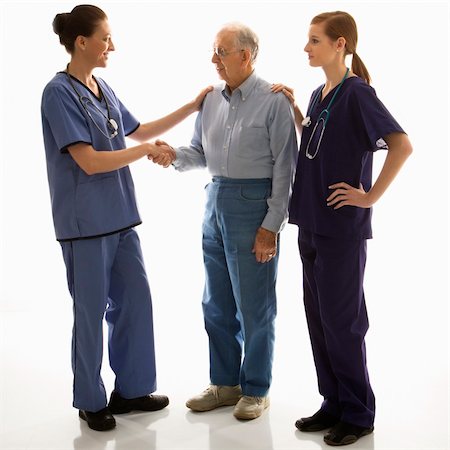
[
  {"xmin": 324, "ymin": 421, "xmax": 374, "ymax": 446},
  {"xmin": 295, "ymin": 409, "xmax": 339, "ymax": 432},
  {"xmin": 79, "ymin": 407, "xmax": 116, "ymax": 431},
  {"xmin": 108, "ymin": 390, "xmax": 169, "ymax": 414}
]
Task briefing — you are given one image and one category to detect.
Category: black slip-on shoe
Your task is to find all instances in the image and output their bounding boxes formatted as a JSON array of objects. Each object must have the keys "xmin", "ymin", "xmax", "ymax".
[
  {"xmin": 79, "ymin": 407, "xmax": 116, "ymax": 431},
  {"xmin": 324, "ymin": 421, "xmax": 374, "ymax": 446},
  {"xmin": 108, "ymin": 390, "xmax": 169, "ymax": 414},
  {"xmin": 295, "ymin": 409, "xmax": 340, "ymax": 432}
]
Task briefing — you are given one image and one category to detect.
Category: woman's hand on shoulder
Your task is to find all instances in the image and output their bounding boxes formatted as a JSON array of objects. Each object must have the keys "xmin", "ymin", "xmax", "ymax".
[
  {"xmin": 271, "ymin": 83, "xmax": 296, "ymax": 106},
  {"xmin": 190, "ymin": 85, "xmax": 214, "ymax": 111}
]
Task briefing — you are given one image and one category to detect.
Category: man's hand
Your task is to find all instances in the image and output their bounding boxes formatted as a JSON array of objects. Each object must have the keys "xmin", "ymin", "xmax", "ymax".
[
  {"xmin": 147, "ymin": 140, "xmax": 176, "ymax": 168},
  {"xmin": 252, "ymin": 227, "xmax": 277, "ymax": 263}
]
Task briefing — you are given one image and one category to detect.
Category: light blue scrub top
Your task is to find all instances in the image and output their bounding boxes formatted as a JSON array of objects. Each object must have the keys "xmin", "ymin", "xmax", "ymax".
[{"xmin": 41, "ymin": 72, "xmax": 141, "ymax": 241}]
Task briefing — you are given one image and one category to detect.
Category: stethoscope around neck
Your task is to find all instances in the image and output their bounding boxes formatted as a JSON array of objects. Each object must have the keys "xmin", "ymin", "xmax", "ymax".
[
  {"xmin": 65, "ymin": 65, "xmax": 119, "ymax": 139},
  {"xmin": 302, "ymin": 67, "xmax": 349, "ymax": 159}
]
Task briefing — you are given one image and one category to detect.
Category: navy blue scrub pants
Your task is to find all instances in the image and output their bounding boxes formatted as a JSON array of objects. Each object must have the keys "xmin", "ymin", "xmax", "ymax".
[
  {"xmin": 298, "ymin": 228, "xmax": 375, "ymax": 428},
  {"xmin": 202, "ymin": 177, "xmax": 278, "ymax": 397},
  {"xmin": 60, "ymin": 228, "xmax": 157, "ymax": 412}
]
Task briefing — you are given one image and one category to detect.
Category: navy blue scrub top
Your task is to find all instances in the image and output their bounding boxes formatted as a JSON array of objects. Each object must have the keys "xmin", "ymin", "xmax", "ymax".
[
  {"xmin": 41, "ymin": 73, "xmax": 141, "ymax": 241},
  {"xmin": 289, "ymin": 76, "xmax": 405, "ymax": 240}
]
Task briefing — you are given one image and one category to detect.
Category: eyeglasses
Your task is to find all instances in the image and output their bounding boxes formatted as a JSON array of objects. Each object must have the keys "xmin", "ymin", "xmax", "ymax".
[{"xmin": 212, "ymin": 47, "xmax": 243, "ymax": 58}]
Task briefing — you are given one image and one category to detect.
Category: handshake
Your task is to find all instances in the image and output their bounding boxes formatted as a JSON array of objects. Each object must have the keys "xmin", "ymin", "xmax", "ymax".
[{"xmin": 147, "ymin": 139, "xmax": 176, "ymax": 168}]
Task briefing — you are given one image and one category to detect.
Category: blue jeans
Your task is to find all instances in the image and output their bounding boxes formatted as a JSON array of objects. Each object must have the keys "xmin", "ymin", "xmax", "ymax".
[
  {"xmin": 60, "ymin": 229, "xmax": 157, "ymax": 412},
  {"xmin": 202, "ymin": 177, "xmax": 278, "ymax": 397}
]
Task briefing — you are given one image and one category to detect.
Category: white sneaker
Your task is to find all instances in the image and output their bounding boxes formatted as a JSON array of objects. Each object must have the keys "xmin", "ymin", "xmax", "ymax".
[
  {"xmin": 186, "ymin": 385, "xmax": 242, "ymax": 412},
  {"xmin": 233, "ymin": 395, "xmax": 270, "ymax": 420}
]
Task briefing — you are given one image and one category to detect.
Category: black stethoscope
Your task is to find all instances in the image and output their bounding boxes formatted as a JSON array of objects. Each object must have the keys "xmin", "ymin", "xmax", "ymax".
[
  {"xmin": 302, "ymin": 67, "xmax": 349, "ymax": 159},
  {"xmin": 65, "ymin": 66, "xmax": 118, "ymax": 139}
]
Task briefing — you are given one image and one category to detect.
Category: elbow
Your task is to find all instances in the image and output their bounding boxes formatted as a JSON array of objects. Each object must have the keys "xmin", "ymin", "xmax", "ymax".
[
  {"xmin": 128, "ymin": 125, "xmax": 147, "ymax": 143},
  {"xmin": 393, "ymin": 134, "xmax": 413, "ymax": 159},
  {"xmin": 406, "ymin": 142, "xmax": 413, "ymax": 157},
  {"xmin": 403, "ymin": 139, "xmax": 413, "ymax": 159},
  {"xmin": 80, "ymin": 162, "xmax": 99, "ymax": 176}
]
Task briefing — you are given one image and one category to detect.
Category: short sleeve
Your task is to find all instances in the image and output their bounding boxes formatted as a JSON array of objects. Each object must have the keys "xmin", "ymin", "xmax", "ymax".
[
  {"xmin": 41, "ymin": 84, "xmax": 91, "ymax": 152},
  {"xmin": 117, "ymin": 97, "xmax": 140, "ymax": 136},
  {"xmin": 351, "ymin": 83, "xmax": 405, "ymax": 152}
]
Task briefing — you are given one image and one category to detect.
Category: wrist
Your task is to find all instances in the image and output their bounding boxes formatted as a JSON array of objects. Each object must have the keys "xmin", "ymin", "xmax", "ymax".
[
  {"xmin": 186, "ymin": 101, "xmax": 197, "ymax": 114},
  {"xmin": 366, "ymin": 190, "xmax": 378, "ymax": 208},
  {"xmin": 145, "ymin": 142, "xmax": 156, "ymax": 156},
  {"xmin": 259, "ymin": 226, "xmax": 277, "ymax": 236}
]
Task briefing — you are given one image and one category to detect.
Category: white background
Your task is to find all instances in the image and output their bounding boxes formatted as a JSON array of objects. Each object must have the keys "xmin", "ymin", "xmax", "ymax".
[{"xmin": 0, "ymin": 1, "xmax": 448, "ymax": 449}]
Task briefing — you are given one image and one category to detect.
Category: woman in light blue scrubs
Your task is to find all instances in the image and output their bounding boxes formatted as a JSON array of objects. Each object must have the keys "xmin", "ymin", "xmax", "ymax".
[
  {"xmin": 273, "ymin": 10, "xmax": 413, "ymax": 447},
  {"xmin": 41, "ymin": 4, "xmax": 211, "ymax": 431}
]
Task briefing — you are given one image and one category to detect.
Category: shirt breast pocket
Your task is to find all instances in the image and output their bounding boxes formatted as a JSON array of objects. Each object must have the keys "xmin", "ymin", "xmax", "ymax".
[{"xmin": 239, "ymin": 126, "xmax": 269, "ymax": 151}]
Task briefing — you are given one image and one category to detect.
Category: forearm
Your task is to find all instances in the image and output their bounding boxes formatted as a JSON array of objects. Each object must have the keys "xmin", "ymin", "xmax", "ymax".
[
  {"xmin": 171, "ymin": 111, "xmax": 206, "ymax": 171},
  {"xmin": 172, "ymin": 145, "xmax": 207, "ymax": 172},
  {"xmin": 293, "ymin": 104, "xmax": 304, "ymax": 134},
  {"xmin": 68, "ymin": 142, "xmax": 152, "ymax": 175},
  {"xmin": 368, "ymin": 135, "xmax": 413, "ymax": 204},
  {"xmin": 131, "ymin": 102, "xmax": 196, "ymax": 142},
  {"xmin": 262, "ymin": 170, "xmax": 293, "ymax": 233},
  {"xmin": 263, "ymin": 101, "xmax": 298, "ymax": 231},
  {"xmin": 263, "ymin": 150, "xmax": 297, "ymax": 232}
]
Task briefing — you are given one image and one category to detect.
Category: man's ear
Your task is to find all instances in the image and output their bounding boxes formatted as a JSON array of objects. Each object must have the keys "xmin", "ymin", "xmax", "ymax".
[{"xmin": 241, "ymin": 48, "xmax": 252, "ymax": 68}]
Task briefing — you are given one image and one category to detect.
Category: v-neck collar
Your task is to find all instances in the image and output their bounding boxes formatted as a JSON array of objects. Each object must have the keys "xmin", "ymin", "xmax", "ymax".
[
  {"xmin": 60, "ymin": 71, "xmax": 103, "ymax": 102},
  {"xmin": 319, "ymin": 75, "xmax": 356, "ymax": 104}
]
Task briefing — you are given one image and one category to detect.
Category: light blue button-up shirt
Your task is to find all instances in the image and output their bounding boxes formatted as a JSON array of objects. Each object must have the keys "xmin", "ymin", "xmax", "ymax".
[{"xmin": 173, "ymin": 72, "xmax": 298, "ymax": 233}]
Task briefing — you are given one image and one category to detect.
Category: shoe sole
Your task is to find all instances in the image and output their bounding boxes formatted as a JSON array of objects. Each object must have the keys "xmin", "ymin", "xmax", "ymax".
[
  {"xmin": 109, "ymin": 401, "xmax": 170, "ymax": 415},
  {"xmin": 79, "ymin": 411, "xmax": 116, "ymax": 431},
  {"xmin": 297, "ymin": 422, "xmax": 338, "ymax": 432},
  {"xmin": 233, "ymin": 400, "xmax": 270, "ymax": 420},
  {"xmin": 186, "ymin": 398, "xmax": 240, "ymax": 412},
  {"xmin": 109, "ymin": 407, "xmax": 165, "ymax": 414},
  {"xmin": 324, "ymin": 426, "xmax": 374, "ymax": 446}
]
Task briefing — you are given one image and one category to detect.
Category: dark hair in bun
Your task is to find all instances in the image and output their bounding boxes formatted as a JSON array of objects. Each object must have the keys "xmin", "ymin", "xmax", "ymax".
[{"xmin": 53, "ymin": 5, "xmax": 107, "ymax": 53}]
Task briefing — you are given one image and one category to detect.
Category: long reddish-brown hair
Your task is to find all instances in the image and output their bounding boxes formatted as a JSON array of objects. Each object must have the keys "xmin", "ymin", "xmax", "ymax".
[{"xmin": 311, "ymin": 11, "xmax": 371, "ymax": 84}]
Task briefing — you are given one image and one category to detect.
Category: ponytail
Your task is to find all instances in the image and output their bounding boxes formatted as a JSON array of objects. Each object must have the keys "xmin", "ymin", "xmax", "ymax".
[{"xmin": 352, "ymin": 52, "xmax": 371, "ymax": 85}]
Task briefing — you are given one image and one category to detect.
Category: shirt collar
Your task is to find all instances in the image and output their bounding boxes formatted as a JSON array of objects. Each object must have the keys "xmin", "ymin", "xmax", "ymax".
[{"xmin": 221, "ymin": 71, "xmax": 258, "ymax": 102}]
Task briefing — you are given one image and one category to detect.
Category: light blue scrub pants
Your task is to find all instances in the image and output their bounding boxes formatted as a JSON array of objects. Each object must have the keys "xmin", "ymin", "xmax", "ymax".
[
  {"xmin": 202, "ymin": 177, "xmax": 278, "ymax": 397},
  {"xmin": 60, "ymin": 228, "xmax": 157, "ymax": 412}
]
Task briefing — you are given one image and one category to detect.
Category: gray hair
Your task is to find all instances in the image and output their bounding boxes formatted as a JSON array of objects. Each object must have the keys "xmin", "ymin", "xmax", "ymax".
[{"xmin": 221, "ymin": 22, "xmax": 259, "ymax": 64}]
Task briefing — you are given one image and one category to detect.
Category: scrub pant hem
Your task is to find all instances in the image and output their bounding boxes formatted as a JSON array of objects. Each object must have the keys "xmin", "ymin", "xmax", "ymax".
[
  {"xmin": 341, "ymin": 416, "xmax": 375, "ymax": 429},
  {"xmin": 115, "ymin": 383, "xmax": 157, "ymax": 399},
  {"xmin": 321, "ymin": 402, "xmax": 342, "ymax": 419}
]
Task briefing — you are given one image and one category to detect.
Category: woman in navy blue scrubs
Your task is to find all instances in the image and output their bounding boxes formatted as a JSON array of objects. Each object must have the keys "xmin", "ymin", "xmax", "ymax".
[
  {"xmin": 41, "ymin": 5, "xmax": 211, "ymax": 431},
  {"xmin": 273, "ymin": 11, "xmax": 413, "ymax": 446}
]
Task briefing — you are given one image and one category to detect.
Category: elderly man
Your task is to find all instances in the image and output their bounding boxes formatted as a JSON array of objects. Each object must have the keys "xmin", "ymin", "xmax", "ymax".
[{"xmin": 157, "ymin": 23, "xmax": 297, "ymax": 420}]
